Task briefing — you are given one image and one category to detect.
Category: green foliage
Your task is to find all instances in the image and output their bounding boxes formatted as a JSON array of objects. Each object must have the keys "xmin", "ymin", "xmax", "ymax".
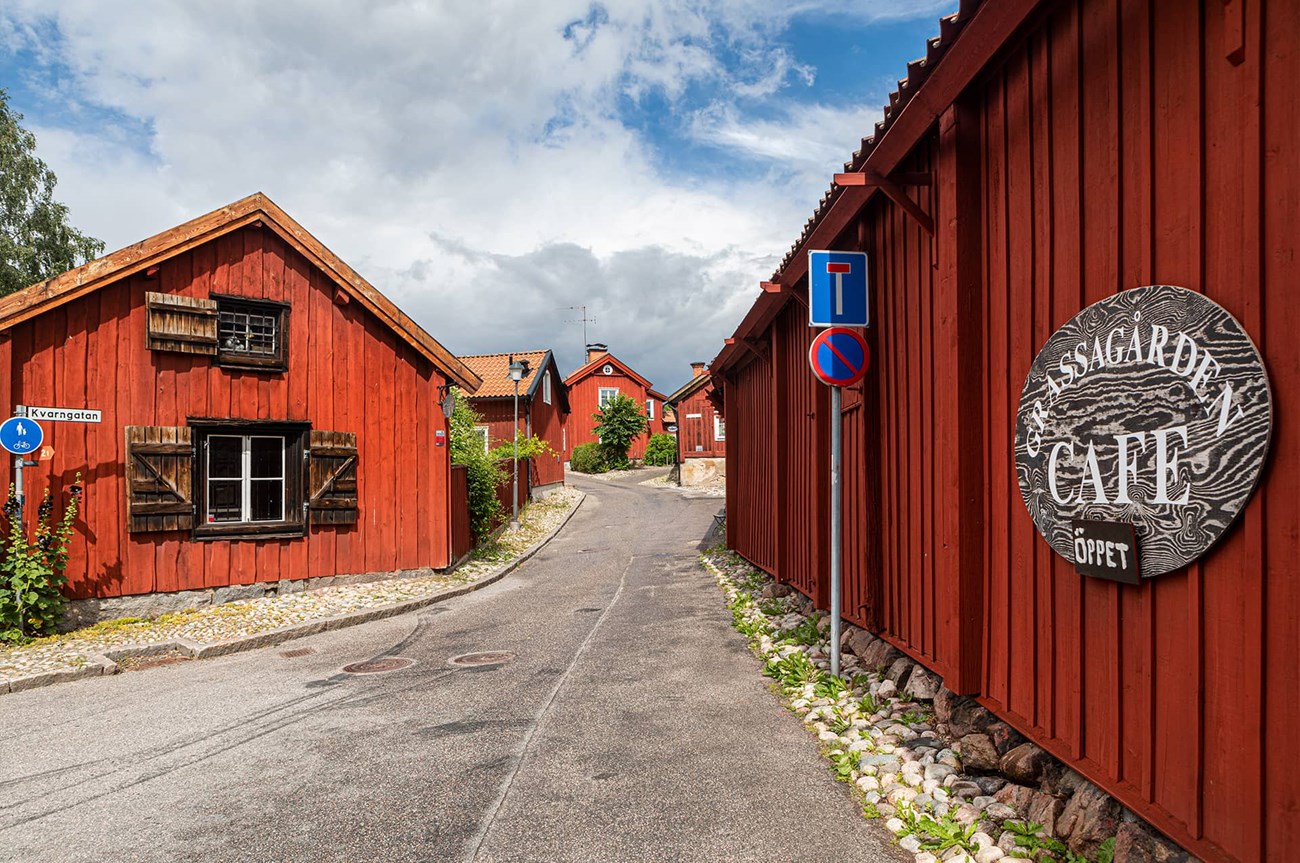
[
  {"xmin": 896, "ymin": 806, "xmax": 981, "ymax": 854},
  {"xmin": 591, "ymin": 393, "xmax": 646, "ymax": 468},
  {"xmin": 448, "ymin": 389, "xmax": 505, "ymax": 538},
  {"xmin": 643, "ymin": 432, "xmax": 677, "ymax": 466},
  {"xmin": 0, "ymin": 91, "xmax": 105, "ymax": 296},
  {"xmin": 489, "ymin": 430, "xmax": 556, "ymax": 462},
  {"xmin": 762, "ymin": 650, "xmax": 817, "ymax": 688},
  {"xmin": 813, "ymin": 674, "xmax": 849, "ymax": 700},
  {"xmin": 782, "ymin": 613, "xmax": 824, "ymax": 646},
  {"xmin": 568, "ymin": 442, "xmax": 608, "ymax": 474},
  {"xmin": 828, "ymin": 747, "xmax": 858, "ymax": 782},
  {"xmin": 0, "ymin": 475, "xmax": 83, "ymax": 641},
  {"xmin": 1002, "ymin": 820, "xmax": 1115, "ymax": 863}
]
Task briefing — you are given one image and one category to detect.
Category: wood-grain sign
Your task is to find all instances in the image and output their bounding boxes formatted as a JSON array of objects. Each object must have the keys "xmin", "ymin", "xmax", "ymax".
[{"xmin": 1015, "ymin": 285, "xmax": 1272, "ymax": 578}]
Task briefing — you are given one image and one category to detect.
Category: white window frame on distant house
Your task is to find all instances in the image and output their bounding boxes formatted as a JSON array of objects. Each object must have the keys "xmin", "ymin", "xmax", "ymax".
[
  {"xmin": 543, "ymin": 370, "xmax": 552, "ymax": 405},
  {"xmin": 714, "ymin": 415, "xmax": 726, "ymax": 442},
  {"xmin": 646, "ymin": 398, "xmax": 655, "ymax": 420},
  {"xmin": 473, "ymin": 425, "xmax": 490, "ymax": 454},
  {"xmin": 598, "ymin": 387, "xmax": 619, "ymax": 408}
]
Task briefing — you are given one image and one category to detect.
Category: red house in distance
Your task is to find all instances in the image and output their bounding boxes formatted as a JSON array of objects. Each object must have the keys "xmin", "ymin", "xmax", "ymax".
[
  {"xmin": 664, "ymin": 361, "xmax": 724, "ymax": 485},
  {"xmin": 563, "ymin": 344, "xmax": 659, "ymax": 461},
  {"xmin": 458, "ymin": 350, "xmax": 569, "ymax": 491},
  {"xmin": 0, "ymin": 193, "xmax": 482, "ymax": 616}
]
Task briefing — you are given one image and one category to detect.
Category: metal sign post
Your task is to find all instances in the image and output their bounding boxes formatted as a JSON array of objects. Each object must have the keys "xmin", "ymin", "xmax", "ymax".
[
  {"xmin": 808, "ymin": 326, "xmax": 871, "ymax": 679},
  {"xmin": 1, "ymin": 410, "xmax": 45, "ymax": 530}
]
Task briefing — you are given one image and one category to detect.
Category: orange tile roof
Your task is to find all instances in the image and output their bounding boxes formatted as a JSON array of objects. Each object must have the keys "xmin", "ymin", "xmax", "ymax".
[{"xmin": 458, "ymin": 350, "xmax": 550, "ymax": 399}]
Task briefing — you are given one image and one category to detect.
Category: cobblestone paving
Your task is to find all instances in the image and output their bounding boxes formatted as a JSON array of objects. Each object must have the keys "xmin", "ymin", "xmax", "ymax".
[{"xmin": 0, "ymin": 487, "xmax": 582, "ymax": 681}]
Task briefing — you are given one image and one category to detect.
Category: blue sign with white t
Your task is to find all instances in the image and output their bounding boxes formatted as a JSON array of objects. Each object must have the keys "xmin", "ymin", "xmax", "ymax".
[
  {"xmin": 0, "ymin": 417, "xmax": 43, "ymax": 455},
  {"xmin": 808, "ymin": 250, "xmax": 870, "ymax": 327}
]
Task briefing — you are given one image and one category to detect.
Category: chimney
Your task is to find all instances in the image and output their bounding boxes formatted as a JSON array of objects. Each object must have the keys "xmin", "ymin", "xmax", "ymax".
[
  {"xmin": 691, "ymin": 361, "xmax": 706, "ymax": 378},
  {"xmin": 586, "ymin": 343, "xmax": 609, "ymax": 363}
]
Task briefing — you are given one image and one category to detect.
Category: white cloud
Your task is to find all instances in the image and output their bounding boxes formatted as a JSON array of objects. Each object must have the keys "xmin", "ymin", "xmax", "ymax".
[{"xmin": 2, "ymin": 0, "xmax": 951, "ymax": 390}]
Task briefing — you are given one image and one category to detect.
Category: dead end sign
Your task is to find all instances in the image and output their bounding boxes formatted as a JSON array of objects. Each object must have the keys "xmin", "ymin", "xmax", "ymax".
[{"xmin": 809, "ymin": 327, "xmax": 870, "ymax": 387}]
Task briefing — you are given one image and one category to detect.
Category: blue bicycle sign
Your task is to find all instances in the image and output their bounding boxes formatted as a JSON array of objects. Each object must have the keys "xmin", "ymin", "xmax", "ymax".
[{"xmin": 0, "ymin": 417, "xmax": 44, "ymax": 455}]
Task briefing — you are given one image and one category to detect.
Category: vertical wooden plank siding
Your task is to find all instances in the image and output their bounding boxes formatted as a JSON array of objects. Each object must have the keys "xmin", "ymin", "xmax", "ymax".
[
  {"xmin": 3, "ymin": 225, "xmax": 456, "ymax": 600},
  {"xmin": 719, "ymin": 1, "xmax": 1297, "ymax": 859},
  {"xmin": 676, "ymin": 388, "xmax": 725, "ymax": 459},
  {"xmin": 564, "ymin": 365, "xmax": 655, "ymax": 459}
]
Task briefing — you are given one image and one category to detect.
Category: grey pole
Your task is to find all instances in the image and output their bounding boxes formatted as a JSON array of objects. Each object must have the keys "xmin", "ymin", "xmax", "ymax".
[
  {"xmin": 512, "ymin": 378, "xmax": 520, "ymax": 529},
  {"xmin": 829, "ymin": 384, "xmax": 842, "ymax": 678}
]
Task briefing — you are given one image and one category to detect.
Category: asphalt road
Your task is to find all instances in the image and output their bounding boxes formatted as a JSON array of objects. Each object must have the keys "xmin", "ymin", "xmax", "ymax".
[{"xmin": 0, "ymin": 471, "xmax": 906, "ymax": 863}]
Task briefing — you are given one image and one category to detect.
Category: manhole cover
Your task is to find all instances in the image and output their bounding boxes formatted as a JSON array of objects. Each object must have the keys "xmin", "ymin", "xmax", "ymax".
[
  {"xmin": 342, "ymin": 657, "xmax": 415, "ymax": 674},
  {"xmin": 280, "ymin": 647, "xmax": 316, "ymax": 658},
  {"xmin": 448, "ymin": 651, "xmax": 516, "ymax": 667}
]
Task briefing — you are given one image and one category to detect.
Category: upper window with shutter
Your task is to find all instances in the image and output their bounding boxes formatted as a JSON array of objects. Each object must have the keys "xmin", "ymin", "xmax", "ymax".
[
  {"xmin": 145, "ymin": 293, "xmax": 218, "ymax": 355},
  {"xmin": 213, "ymin": 295, "xmax": 290, "ymax": 371}
]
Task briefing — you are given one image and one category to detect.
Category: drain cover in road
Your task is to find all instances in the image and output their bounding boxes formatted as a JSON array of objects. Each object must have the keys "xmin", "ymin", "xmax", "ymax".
[
  {"xmin": 342, "ymin": 657, "xmax": 415, "ymax": 674},
  {"xmin": 448, "ymin": 651, "xmax": 516, "ymax": 667}
]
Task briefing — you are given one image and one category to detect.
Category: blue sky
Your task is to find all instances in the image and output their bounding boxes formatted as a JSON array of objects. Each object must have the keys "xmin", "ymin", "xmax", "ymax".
[{"xmin": 1, "ymin": 1, "xmax": 954, "ymax": 392}]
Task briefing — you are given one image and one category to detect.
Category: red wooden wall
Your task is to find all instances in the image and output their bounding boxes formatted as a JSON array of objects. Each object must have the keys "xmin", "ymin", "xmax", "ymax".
[
  {"xmin": 675, "ymin": 385, "xmax": 725, "ymax": 459},
  {"xmin": 0, "ymin": 225, "xmax": 455, "ymax": 599},
  {"xmin": 564, "ymin": 364, "xmax": 655, "ymax": 460},
  {"xmin": 450, "ymin": 465, "xmax": 473, "ymax": 561},
  {"xmin": 473, "ymin": 396, "xmax": 567, "ymax": 487},
  {"xmin": 723, "ymin": 354, "xmax": 776, "ymax": 573},
  {"xmin": 717, "ymin": 1, "xmax": 1300, "ymax": 859}
]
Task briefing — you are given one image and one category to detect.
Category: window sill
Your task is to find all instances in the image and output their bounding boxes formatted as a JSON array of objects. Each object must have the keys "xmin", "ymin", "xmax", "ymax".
[{"xmin": 194, "ymin": 523, "xmax": 306, "ymax": 541}]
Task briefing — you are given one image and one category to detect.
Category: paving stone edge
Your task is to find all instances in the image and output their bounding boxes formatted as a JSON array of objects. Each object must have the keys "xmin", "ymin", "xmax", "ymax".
[{"xmin": 0, "ymin": 491, "xmax": 586, "ymax": 696}]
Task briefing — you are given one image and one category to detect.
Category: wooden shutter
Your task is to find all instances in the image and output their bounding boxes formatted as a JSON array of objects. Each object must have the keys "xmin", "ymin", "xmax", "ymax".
[
  {"xmin": 307, "ymin": 431, "xmax": 358, "ymax": 524},
  {"xmin": 145, "ymin": 292, "xmax": 218, "ymax": 354},
  {"xmin": 125, "ymin": 426, "xmax": 195, "ymax": 532}
]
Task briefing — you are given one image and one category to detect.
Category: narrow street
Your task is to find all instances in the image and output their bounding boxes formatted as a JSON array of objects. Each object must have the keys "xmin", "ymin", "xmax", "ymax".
[{"xmin": 0, "ymin": 472, "xmax": 904, "ymax": 863}]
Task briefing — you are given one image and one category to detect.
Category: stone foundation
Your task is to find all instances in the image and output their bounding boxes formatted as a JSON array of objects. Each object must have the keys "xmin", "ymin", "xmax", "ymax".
[
  {"xmin": 840, "ymin": 623, "xmax": 1195, "ymax": 863},
  {"xmin": 60, "ymin": 567, "xmax": 442, "ymax": 631},
  {"xmin": 680, "ymin": 457, "xmax": 725, "ymax": 487}
]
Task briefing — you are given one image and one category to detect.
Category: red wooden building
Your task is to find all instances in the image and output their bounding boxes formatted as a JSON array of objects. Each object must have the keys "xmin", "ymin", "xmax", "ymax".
[
  {"xmin": 0, "ymin": 193, "xmax": 482, "ymax": 602},
  {"xmin": 712, "ymin": 2, "xmax": 1298, "ymax": 861},
  {"xmin": 458, "ymin": 350, "xmax": 570, "ymax": 490},
  {"xmin": 664, "ymin": 362, "xmax": 725, "ymax": 460},
  {"xmin": 563, "ymin": 344, "xmax": 660, "ymax": 461}
]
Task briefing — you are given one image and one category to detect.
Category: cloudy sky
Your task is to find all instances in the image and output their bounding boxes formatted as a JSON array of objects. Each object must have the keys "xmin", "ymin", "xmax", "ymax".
[{"xmin": 1, "ymin": 0, "xmax": 953, "ymax": 393}]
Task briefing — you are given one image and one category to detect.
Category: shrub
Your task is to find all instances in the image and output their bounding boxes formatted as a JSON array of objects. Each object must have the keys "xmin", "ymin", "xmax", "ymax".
[
  {"xmin": 448, "ymin": 389, "xmax": 505, "ymax": 539},
  {"xmin": 592, "ymin": 393, "xmax": 647, "ymax": 468},
  {"xmin": 0, "ymin": 475, "xmax": 83, "ymax": 642},
  {"xmin": 643, "ymin": 432, "xmax": 677, "ymax": 466},
  {"xmin": 489, "ymin": 431, "xmax": 557, "ymax": 462},
  {"xmin": 569, "ymin": 443, "xmax": 608, "ymax": 474}
]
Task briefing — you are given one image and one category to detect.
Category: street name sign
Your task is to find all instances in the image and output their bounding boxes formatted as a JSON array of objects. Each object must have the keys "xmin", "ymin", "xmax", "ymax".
[
  {"xmin": 0, "ymin": 417, "xmax": 44, "ymax": 455},
  {"xmin": 808, "ymin": 250, "xmax": 869, "ymax": 327},
  {"xmin": 808, "ymin": 327, "xmax": 870, "ymax": 387},
  {"xmin": 25, "ymin": 406, "xmax": 102, "ymax": 423}
]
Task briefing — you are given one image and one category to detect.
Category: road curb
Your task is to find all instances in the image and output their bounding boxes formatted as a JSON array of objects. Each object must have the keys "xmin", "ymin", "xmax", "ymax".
[{"xmin": 0, "ymin": 491, "xmax": 586, "ymax": 696}]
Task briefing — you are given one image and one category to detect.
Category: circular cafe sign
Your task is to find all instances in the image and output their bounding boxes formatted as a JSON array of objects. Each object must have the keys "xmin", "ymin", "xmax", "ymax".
[{"xmin": 1015, "ymin": 285, "xmax": 1272, "ymax": 578}]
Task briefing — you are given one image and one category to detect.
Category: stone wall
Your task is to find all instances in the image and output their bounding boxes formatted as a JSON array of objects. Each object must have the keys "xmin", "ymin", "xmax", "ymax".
[{"xmin": 681, "ymin": 456, "xmax": 725, "ymax": 487}]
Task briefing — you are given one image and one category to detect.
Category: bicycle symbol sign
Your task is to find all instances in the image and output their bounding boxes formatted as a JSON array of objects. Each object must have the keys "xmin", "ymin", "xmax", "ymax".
[{"xmin": 0, "ymin": 417, "xmax": 44, "ymax": 455}]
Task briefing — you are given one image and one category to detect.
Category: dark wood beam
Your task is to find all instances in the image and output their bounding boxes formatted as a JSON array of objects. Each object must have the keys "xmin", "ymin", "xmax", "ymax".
[{"xmin": 867, "ymin": 170, "xmax": 935, "ymax": 236}]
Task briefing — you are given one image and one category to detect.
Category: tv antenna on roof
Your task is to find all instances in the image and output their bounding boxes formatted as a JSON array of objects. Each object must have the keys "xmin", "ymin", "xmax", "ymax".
[{"xmin": 565, "ymin": 305, "xmax": 596, "ymax": 351}]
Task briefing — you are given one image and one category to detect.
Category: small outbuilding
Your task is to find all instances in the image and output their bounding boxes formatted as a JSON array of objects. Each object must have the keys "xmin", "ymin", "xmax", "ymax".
[
  {"xmin": 458, "ymin": 350, "xmax": 570, "ymax": 492},
  {"xmin": 664, "ymin": 362, "xmax": 724, "ymax": 486},
  {"xmin": 0, "ymin": 193, "xmax": 482, "ymax": 614}
]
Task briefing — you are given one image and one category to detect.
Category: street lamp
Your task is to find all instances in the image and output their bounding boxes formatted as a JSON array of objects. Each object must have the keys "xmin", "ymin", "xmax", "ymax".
[{"xmin": 507, "ymin": 356, "xmax": 529, "ymax": 529}]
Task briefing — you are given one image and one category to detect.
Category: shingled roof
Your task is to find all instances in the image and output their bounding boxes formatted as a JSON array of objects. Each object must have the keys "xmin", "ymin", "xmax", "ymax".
[{"xmin": 459, "ymin": 349, "xmax": 570, "ymax": 412}]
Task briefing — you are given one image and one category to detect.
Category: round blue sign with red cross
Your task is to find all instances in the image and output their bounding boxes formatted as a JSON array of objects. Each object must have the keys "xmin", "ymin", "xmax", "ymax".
[{"xmin": 808, "ymin": 327, "xmax": 870, "ymax": 387}]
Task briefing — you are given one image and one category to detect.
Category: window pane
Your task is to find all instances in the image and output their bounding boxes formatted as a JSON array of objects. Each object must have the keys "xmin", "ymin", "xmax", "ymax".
[
  {"xmin": 209, "ymin": 436, "xmax": 242, "ymax": 478},
  {"xmin": 218, "ymin": 306, "xmax": 278, "ymax": 355},
  {"xmin": 250, "ymin": 479, "xmax": 284, "ymax": 522},
  {"xmin": 250, "ymin": 436, "xmax": 284, "ymax": 478},
  {"xmin": 208, "ymin": 480, "xmax": 242, "ymax": 523}
]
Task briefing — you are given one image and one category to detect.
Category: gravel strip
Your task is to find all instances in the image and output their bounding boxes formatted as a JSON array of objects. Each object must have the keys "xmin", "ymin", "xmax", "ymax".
[{"xmin": 0, "ymin": 487, "xmax": 584, "ymax": 686}]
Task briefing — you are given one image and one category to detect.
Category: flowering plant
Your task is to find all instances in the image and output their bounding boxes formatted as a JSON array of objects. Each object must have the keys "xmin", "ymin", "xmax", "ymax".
[{"xmin": 0, "ymin": 474, "xmax": 82, "ymax": 641}]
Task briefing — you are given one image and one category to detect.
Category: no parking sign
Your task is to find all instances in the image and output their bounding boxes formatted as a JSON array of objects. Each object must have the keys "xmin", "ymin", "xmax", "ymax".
[{"xmin": 808, "ymin": 327, "xmax": 870, "ymax": 387}]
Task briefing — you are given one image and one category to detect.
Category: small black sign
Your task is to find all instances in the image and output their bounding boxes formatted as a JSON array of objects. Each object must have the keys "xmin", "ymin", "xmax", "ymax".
[{"xmin": 1071, "ymin": 518, "xmax": 1140, "ymax": 584}]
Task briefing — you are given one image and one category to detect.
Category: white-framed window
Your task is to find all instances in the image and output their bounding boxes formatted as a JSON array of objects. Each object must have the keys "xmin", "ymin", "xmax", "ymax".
[
  {"xmin": 713, "ymin": 416, "xmax": 726, "ymax": 442},
  {"xmin": 473, "ymin": 425, "xmax": 490, "ymax": 454},
  {"xmin": 598, "ymin": 387, "xmax": 619, "ymax": 408},
  {"xmin": 206, "ymin": 434, "xmax": 286, "ymax": 524},
  {"xmin": 543, "ymin": 370, "xmax": 552, "ymax": 405},
  {"xmin": 646, "ymin": 399, "xmax": 655, "ymax": 420},
  {"xmin": 602, "ymin": 364, "xmax": 614, "ymax": 375}
]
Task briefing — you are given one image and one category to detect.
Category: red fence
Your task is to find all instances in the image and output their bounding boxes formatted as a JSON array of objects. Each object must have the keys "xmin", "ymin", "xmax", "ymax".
[
  {"xmin": 450, "ymin": 465, "xmax": 473, "ymax": 562},
  {"xmin": 492, "ymin": 458, "xmax": 531, "ymax": 529}
]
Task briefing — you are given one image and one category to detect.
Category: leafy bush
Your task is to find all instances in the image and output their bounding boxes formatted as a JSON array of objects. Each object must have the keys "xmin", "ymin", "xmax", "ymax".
[
  {"xmin": 448, "ymin": 389, "xmax": 505, "ymax": 539},
  {"xmin": 591, "ymin": 393, "xmax": 646, "ymax": 468},
  {"xmin": 489, "ymin": 431, "xmax": 556, "ymax": 462},
  {"xmin": 0, "ymin": 476, "xmax": 83, "ymax": 642},
  {"xmin": 643, "ymin": 432, "xmax": 677, "ymax": 466},
  {"xmin": 569, "ymin": 442, "xmax": 607, "ymax": 474}
]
